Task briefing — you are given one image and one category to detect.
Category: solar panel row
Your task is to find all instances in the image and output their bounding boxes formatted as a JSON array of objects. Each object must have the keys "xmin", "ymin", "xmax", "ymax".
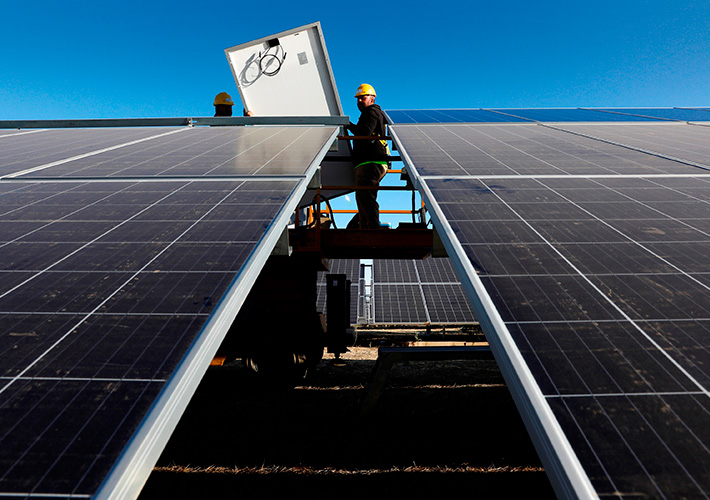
[
  {"xmin": 372, "ymin": 259, "xmax": 476, "ymax": 324},
  {"xmin": 317, "ymin": 259, "xmax": 476, "ymax": 326},
  {"xmin": 0, "ymin": 125, "xmax": 338, "ymax": 499},
  {"xmin": 1, "ymin": 126, "xmax": 338, "ymax": 179},
  {"xmin": 386, "ymin": 107, "xmax": 710, "ymax": 125},
  {"xmin": 389, "ymin": 119, "xmax": 710, "ymax": 499}
]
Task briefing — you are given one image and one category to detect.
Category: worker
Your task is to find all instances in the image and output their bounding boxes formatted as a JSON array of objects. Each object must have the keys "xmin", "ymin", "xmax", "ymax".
[
  {"xmin": 346, "ymin": 83, "xmax": 390, "ymax": 229},
  {"xmin": 213, "ymin": 92, "xmax": 234, "ymax": 117}
]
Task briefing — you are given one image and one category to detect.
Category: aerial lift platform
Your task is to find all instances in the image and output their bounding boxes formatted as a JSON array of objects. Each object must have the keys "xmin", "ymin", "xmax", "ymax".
[{"xmin": 213, "ymin": 23, "xmax": 485, "ymax": 384}]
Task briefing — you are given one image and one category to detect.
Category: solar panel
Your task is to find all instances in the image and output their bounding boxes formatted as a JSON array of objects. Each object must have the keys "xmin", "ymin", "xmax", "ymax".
[
  {"xmin": 421, "ymin": 283, "xmax": 477, "ymax": 324},
  {"xmin": 0, "ymin": 128, "xmax": 185, "ymax": 177},
  {"xmin": 0, "ymin": 129, "xmax": 47, "ymax": 139},
  {"xmin": 385, "ymin": 108, "xmax": 680, "ymax": 125},
  {"xmin": 390, "ymin": 123, "xmax": 702, "ymax": 177},
  {"xmin": 385, "ymin": 109, "xmax": 529, "ymax": 124},
  {"xmin": 390, "ymin": 118, "xmax": 710, "ymax": 499},
  {"xmin": 0, "ymin": 125, "xmax": 337, "ymax": 499},
  {"xmin": 414, "ymin": 257, "xmax": 461, "ymax": 282},
  {"xmin": 416, "ymin": 259, "xmax": 477, "ymax": 324},
  {"xmin": 487, "ymin": 108, "xmax": 665, "ymax": 122},
  {"xmin": 546, "ymin": 122, "xmax": 710, "ymax": 170},
  {"xmin": 372, "ymin": 259, "xmax": 419, "ymax": 283},
  {"xmin": 4, "ymin": 127, "xmax": 338, "ymax": 179},
  {"xmin": 373, "ymin": 283, "xmax": 427, "ymax": 324},
  {"xmin": 371, "ymin": 259, "xmax": 476, "ymax": 324},
  {"xmin": 593, "ymin": 107, "xmax": 710, "ymax": 121}
]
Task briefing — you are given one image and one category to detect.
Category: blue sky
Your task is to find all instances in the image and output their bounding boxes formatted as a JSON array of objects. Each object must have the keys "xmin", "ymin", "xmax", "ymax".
[
  {"xmin": 2, "ymin": 0, "xmax": 709, "ymax": 226},
  {"xmin": 2, "ymin": 0, "xmax": 709, "ymax": 120}
]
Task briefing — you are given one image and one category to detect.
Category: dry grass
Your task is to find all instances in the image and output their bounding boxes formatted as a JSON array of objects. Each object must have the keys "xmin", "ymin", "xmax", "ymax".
[{"xmin": 155, "ymin": 464, "xmax": 545, "ymax": 475}]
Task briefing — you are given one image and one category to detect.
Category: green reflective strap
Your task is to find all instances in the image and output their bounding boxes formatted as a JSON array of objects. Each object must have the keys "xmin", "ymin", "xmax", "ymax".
[{"xmin": 354, "ymin": 160, "xmax": 389, "ymax": 169}]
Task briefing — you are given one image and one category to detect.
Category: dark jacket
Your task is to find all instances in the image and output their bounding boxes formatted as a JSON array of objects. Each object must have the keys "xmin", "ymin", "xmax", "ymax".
[{"xmin": 347, "ymin": 104, "xmax": 390, "ymax": 165}]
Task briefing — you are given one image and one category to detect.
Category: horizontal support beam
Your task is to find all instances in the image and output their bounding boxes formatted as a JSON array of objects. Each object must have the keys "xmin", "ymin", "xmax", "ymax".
[
  {"xmin": 0, "ymin": 116, "xmax": 351, "ymax": 129},
  {"xmin": 0, "ymin": 118, "xmax": 192, "ymax": 129},
  {"xmin": 325, "ymin": 209, "xmax": 415, "ymax": 215},
  {"xmin": 194, "ymin": 116, "xmax": 350, "ymax": 126},
  {"xmin": 320, "ymin": 185, "xmax": 411, "ymax": 191},
  {"xmin": 337, "ymin": 135, "xmax": 392, "ymax": 140},
  {"xmin": 323, "ymin": 156, "xmax": 402, "ymax": 163}
]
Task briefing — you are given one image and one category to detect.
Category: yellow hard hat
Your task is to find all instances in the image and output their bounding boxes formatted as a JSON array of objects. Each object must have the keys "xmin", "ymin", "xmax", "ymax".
[
  {"xmin": 354, "ymin": 83, "xmax": 376, "ymax": 97},
  {"xmin": 214, "ymin": 92, "xmax": 234, "ymax": 106}
]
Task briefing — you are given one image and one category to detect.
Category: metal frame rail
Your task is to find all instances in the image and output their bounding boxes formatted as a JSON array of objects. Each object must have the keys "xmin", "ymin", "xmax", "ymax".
[{"xmin": 0, "ymin": 116, "xmax": 350, "ymax": 129}]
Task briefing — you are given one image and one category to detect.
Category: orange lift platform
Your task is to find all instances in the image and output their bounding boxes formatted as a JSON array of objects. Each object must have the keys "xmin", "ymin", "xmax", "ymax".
[{"xmin": 289, "ymin": 134, "xmax": 440, "ymax": 261}]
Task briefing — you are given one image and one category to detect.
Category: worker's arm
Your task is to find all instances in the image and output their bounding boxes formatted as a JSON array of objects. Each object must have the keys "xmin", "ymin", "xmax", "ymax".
[{"xmin": 347, "ymin": 107, "xmax": 379, "ymax": 136}]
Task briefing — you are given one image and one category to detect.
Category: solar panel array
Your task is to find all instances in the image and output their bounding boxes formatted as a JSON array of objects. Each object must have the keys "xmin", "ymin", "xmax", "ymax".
[
  {"xmin": 372, "ymin": 259, "xmax": 476, "ymax": 324},
  {"xmin": 0, "ymin": 125, "xmax": 337, "ymax": 499},
  {"xmin": 385, "ymin": 106, "xmax": 710, "ymax": 125},
  {"xmin": 388, "ymin": 109, "xmax": 710, "ymax": 499}
]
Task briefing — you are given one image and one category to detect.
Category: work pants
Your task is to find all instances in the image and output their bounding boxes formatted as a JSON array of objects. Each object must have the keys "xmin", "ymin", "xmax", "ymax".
[{"xmin": 351, "ymin": 162, "xmax": 388, "ymax": 229}]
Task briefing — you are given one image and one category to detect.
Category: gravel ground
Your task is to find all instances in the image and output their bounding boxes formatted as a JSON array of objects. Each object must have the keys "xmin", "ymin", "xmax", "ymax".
[{"xmin": 139, "ymin": 344, "xmax": 556, "ymax": 499}]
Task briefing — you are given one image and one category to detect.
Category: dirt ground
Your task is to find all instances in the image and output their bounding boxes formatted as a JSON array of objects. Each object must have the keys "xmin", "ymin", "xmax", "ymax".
[{"xmin": 139, "ymin": 339, "xmax": 556, "ymax": 499}]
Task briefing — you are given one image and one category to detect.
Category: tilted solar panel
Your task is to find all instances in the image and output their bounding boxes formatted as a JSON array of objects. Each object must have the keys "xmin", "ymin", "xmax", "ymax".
[
  {"xmin": 3, "ymin": 127, "xmax": 338, "ymax": 179},
  {"xmin": 372, "ymin": 259, "xmax": 419, "ymax": 283},
  {"xmin": 593, "ymin": 107, "xmax": 710, "ymax": 122},
  {"xmin": 0, "ymin": 128, "xmax": 186, "ymax": 178},
  {"xmin": 0, "ymin": 125, "xmax": 337, "ymax": 499},
  {"xmin": 546, "ymin": 122, "xmax": 710, "ymax": 170},
  {"xmin": 389, "ymin": 123, "xmax": 703, "ymax": 178},
  {"xmin": 390, "ymin": 118, "xmax": 710, "ymax": 499},
  {"xmin": 371, "ymin": 259, "xmax": 476, "ymax": 324},
  {"xmin": 385, "ymin": 108, "xmax": 686, "ymax": 125},
  {"xmin": 373, "ymin": 283, "xmax": 427, "ymax": 324},
  {"xmin": 386, "ymin": 107, "xmax": 710, "ymax": 126},
  {"xmin": 414, "ymin": 257, "xmax": 461, "ymax": 283},
  {"xmin": 487, "ymin": 108, "xmax": 665, "ymax": 122},
  {"xmin": 385, "ymin": 109, "xmax": 529, "ymax": 124}
]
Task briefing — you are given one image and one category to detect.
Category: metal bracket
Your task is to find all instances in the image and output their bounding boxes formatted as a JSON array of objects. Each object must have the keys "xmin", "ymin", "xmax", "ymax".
[
  {"xmin": 307, "ymin": 168, "xmax": 322, "ymax": 190},
  {"xmin": 270, "ymin": 227, "xmax": 292, "ymax": 256}
]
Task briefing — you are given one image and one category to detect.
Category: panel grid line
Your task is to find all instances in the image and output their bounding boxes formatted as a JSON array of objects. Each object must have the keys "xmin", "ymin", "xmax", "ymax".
[
  {"xmin": 2, "ymin": 128, "xmax": 189, "ymax": 179},
  {"xmin": 0, "ymin": 130, "xmax": 46, "ymax": 139},
  {"xmin": 542, "ymin": 123, "xmax": 710, "ymax": 172},
  {"xmin": 0, "ymin": 181, "xmax": 251, "ymax": 395},
  {"xmin": 63, "ymin": 127, "xmax": 269, "ymax": 178},
  {"xmin": 0, "ymin": 182, "xmax": 160, "ymax": 297},
  {"xmin": 462, "ymin": 124, "xmax": 667, "ymax": 176},
  {"xmin": 43, "ymin": 126, "xmax": 275, "ymax": 178},
  {"xmin": 0, "ymin": 125, "xmax": 338, "ymax": 499},
  {"xmin": 404, "ymin": 164, "xmax": 597, "ymax": 499},
  {"xmin": 477, "ymin": 178, "xmax": 710, "ymax": 398},
  {"xmin": 390, "ymin": 118, "xmax": 710, "ymax": 499}
]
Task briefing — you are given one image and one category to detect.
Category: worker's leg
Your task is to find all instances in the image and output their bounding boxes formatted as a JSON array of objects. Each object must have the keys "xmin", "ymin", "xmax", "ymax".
[
  {"xmin": 354, "ymin": 163, "xmax": 387, "ymax": 229},
  {"xmin": 346, "ymin": 213, "xmax": 359, "ymax": 229}
]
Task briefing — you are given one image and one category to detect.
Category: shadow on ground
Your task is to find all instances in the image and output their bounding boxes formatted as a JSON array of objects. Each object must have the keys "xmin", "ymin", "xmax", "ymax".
[{"xmin": 139, "ymin": 352, "xmax": 556, "ymax": 499}]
